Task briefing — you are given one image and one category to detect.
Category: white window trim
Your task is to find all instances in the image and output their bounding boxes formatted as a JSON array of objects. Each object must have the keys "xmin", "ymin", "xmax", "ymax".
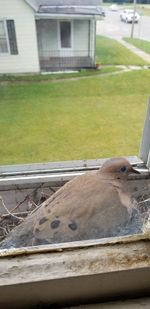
[
  {"xmin": 57, "ymin": 20, "xmax": 73, "ymax": 51},
  {"xmin": 0, "ymin": 19, "xmax": 10, "ymax": 55}
]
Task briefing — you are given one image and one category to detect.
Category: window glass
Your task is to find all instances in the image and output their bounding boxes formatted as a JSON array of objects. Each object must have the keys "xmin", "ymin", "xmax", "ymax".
[
  {"xmin": 60, "ymin": 21, "xmax": 71, "ymax": 48},
  {"xmin": 7, "ymin": 20, "xmax": 18, "ymax": 55},
  {"xmin": 0, "ymin": 21, "xmax": 8, "ymax": 53}
]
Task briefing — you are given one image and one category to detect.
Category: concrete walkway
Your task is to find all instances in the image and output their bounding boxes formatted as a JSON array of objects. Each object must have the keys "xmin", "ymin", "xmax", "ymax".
[
  {"xmin": 117, "ymin": 39, "xmax": 150, "ymax": 64},
  {"xmin": 57, "ymin": 65, "xmax": 150, "ymax": 82},
  {"xmin": 1, "ymin": 65, "xmax": 148, "ymax": 86}
]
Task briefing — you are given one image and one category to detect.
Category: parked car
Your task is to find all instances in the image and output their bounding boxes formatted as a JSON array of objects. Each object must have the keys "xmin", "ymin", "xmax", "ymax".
[
  {"xmin": 109, "ymin": 4, "xmax": 119, "ymax": 11},
  {"xmin": 120, "ymin": 9, "xmax": 140, "ymax": 23}
]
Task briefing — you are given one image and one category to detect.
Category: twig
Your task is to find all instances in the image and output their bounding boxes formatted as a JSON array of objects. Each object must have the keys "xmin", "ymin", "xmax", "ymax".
[
  {"xmin": 0, "ymin": 226, "xmax": 7, "ymax": 233},
  {"xmin": 41, "ymin": 191, "xmax": 50, "ymax": 197},
  {"xmin": 10, "ymin": 195, "xmax": 30, "ymax": 212},
  {"xmin": 30, "ymin": 204, "xmax": 42, "ymax": 215},
  {"xmin": 1, "ymin": 211, "xmax": 31, "ymax": 218},
  {"xmin": 49, "ymin": 187, "xmax": 56, "ymax": 193},
  {"xmin": 11, "ymin": 184, "xmax": 43, "ymax": 212},
  {"xmin": 0, "ymin": 196, "xmax": 24, "ymax": 221},
  {"xmin": 28, "ymin": 198, "xmax": 38, "ymax": 208},
  {"xmin": 138, "ymin": 197, "xmax": 150, "ymax": 204}
]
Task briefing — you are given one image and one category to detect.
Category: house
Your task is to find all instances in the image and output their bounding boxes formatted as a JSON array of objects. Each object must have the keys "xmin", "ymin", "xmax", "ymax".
[{"xmin": 0, "ymin": 0, "xmax": 103, "ymax": 74}]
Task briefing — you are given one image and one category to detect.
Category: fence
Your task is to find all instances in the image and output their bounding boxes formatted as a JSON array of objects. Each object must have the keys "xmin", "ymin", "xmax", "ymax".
[{"xmin": 39, "ymin": 49, "xmax": 95, "ymax": 71}]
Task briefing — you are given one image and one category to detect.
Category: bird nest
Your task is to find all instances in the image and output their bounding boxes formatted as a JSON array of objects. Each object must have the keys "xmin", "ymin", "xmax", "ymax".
[
  {"xmin": 121, "ymin": 193, "xmax": 150, "ymax": 236},
  {"xmin": 0, "ymin": 187, "xmax": 150, "ymax": 246},
  {"xmin": 0, "ymin": 186, "xmax": 56, "ymax": 243}
]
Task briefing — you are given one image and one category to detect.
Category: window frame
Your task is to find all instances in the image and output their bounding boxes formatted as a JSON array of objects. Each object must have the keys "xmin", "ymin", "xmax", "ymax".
[{"xmin": 0, "ymin": 19, "xmax": 10, "ymax": 55}]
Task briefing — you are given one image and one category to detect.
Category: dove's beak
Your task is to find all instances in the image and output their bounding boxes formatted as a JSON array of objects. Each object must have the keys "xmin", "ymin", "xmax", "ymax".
[{"xmin": 130, "ymin": 166, "xmax": 140, "ymax": 174}]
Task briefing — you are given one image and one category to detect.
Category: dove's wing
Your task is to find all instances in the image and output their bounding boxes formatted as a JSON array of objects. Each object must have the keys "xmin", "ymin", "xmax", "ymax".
[{"xmin": 34, "ymin": 176, "xmax": 130, "ymax": 243}]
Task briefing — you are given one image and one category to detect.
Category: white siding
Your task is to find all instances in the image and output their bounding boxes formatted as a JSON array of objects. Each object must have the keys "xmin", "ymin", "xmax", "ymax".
[
  {"xmin": 73, "ymin": 20, "xmax": 89, "ymax": 56},
  {"xmin": 73, "ymin": 19, "xmax": 95, "ymax": 60},
  {"xmin": 89, "ymin": 20, "xmax": 96, "ymax": 60},
  {"xmin": 0, "ymin": 0, "xmax": 40, "ymax": 74}
]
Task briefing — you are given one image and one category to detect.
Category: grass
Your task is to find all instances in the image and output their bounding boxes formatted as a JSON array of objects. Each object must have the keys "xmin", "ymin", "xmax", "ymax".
[
  {"xmin": 0, "ymin": 69, "xmax": 149, "ymax": 165},
  {"xmin": 123, "ymin": 37, "xmax": 150, "ymax": 55},
  {"xmin": 0, "ymin": 36, "xmax": 147, "ymax": 84},
  {"xmin": 96, "ymin": 36, "xmax": 147, "ymax": 65},
  {"xmin": 0, "ymin": 35, "xmax": 149, "ymax": 165},
  {"xmin": 0, "ymin": 66, "xmax": 119, "ymax": 83},
  {"xmin": 134, "ymin": 5, "xmax": 150, "ymax": 17}
]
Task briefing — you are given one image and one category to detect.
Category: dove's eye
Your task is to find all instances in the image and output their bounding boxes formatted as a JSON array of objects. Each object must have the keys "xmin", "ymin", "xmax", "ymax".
[{"xmin": 120, "ymin": 166, "xmax": 128, "ymax": 173}]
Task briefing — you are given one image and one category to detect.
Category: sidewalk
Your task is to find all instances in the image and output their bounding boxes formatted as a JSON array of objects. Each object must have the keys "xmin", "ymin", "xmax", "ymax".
[{"xmin": 117, "ymin": 39, "xmax": 150, "ymax": 64}]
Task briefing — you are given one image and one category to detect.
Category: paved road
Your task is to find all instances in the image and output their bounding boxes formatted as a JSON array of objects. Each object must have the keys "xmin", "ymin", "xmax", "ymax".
[{"xmin": 97, "ymin": 8, "xmax": 150, "ymax": 41}]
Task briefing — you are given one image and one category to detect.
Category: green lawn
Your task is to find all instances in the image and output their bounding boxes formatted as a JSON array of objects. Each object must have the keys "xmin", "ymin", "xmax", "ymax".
[
  {"xmin": 135, "ymin": 5, "xmax": 150, "ymax": 17},
  {"xmin": 127, "ymin": 6, "xmax": 150, "ymax": 17},
  {"xmin": 123, "ymin": 37, "xmax": 150, "ymax": 55},
  {"xmin": 96, "ymin": 36, "xmax": 147, "ymax": 65},
  {"xmin": 0, "ymin": 66, "xmax": 119, "ymax": 82},
  {"xmin": 0, "ymin": 70, "xmax": 149, "ymax": 165},
  {"xmin": 0, "ymin": 36, "xmax": 147, "ymax": 84}
]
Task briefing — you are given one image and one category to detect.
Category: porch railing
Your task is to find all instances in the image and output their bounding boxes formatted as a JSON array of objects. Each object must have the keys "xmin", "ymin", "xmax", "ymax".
[{"xmin": 39, "ymin": 49, "xmax": 95, "ymax": 71}]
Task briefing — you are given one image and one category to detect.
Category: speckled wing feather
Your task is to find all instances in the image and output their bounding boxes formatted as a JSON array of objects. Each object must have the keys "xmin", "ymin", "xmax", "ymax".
[{"xmin": 0, "ymin": 169, "xmax": 131, "ymax": 249}]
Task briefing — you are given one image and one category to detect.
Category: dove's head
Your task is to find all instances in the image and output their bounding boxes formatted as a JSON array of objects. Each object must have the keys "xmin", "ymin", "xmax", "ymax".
[{"xmin": 100, "ymin": 157, "xmax": 140, "ymax": 180}]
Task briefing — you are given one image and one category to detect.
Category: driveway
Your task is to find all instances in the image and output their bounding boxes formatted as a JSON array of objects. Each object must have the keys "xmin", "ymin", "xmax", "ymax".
[{"xmin": 97, "ymin": 8, "xmax": 150, "ymax": 41}]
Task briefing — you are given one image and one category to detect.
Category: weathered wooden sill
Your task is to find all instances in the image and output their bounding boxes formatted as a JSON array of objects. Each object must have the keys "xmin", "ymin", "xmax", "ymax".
[{"xmin": 0, "ymin": 233, "xmax": 150, "ymax": 308}]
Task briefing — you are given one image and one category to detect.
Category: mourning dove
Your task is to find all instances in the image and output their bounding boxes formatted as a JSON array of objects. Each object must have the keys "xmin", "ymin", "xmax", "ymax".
[{"xmin": 0, "ymin": 157, "xmax": 140, "ymax": 249}]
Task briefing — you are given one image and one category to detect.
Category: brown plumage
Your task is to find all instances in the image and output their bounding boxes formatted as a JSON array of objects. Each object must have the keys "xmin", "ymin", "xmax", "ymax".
[{"xmin": 0, "ymin": 157, "xmax": 140, "ymax": 249}]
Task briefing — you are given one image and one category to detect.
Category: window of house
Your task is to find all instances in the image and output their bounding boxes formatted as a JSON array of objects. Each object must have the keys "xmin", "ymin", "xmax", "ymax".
[
  {"xmin": 0, "ymin": 20, "xmax": 18, "ymax": 55},
  {"xmin": 60, "ymin": 21, "xmax": 71, "ymax": 48},
  {"xmin": 0, "ymin": 20, "xmax": 8, "ymax": 53}
]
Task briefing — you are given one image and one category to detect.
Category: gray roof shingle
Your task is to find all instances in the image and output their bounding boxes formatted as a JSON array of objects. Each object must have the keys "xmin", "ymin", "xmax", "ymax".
[
  {"xmin": 35, "ymin": 0, "xmax": 100, "ymax": 6},
  {"xmin": 25, "ymin": 0, "xmax": 101, "ymax": 10},
  {"xmin": 38, "ymin": 6, "xmax": 103, "ymax": 16},
  {"xmin": 25, "ymin": 0, "xmax": 102, "ymax": 16}
]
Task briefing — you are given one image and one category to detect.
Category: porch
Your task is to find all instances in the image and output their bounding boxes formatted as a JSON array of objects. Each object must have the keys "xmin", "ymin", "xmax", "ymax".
[
  {"xmin": 39, "ymin": 50, "xmax": 95, "ymax": 71},
  {"xmin": 36, "ymin": 19, "xmax": 96, "ymax": 71}
]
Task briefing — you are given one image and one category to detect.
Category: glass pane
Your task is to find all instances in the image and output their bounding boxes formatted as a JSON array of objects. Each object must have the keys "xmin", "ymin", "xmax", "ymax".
[
  {"xmin": 0, "ymin": 21, "xmax": 5, "ymax": 36},
  {"xmin": 7, "ymin": 20, "xmax": 18, "ymax": 55},
  {"xmin": 0, "ymin": 21, "xmax": 8, "ymax": 53},
  {"xmin": 0, "ymin": 38, "xmax": 8, "ymax": 53},
  {"xmin": 60, "ymin": 21, "xmax": 71, "ymax": 48}
]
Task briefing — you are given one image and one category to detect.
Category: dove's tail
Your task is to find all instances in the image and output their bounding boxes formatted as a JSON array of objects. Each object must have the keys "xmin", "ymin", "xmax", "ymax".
[{"xmin": 0, "ymin": 217, "xmax": 34, "ymax": 249}]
